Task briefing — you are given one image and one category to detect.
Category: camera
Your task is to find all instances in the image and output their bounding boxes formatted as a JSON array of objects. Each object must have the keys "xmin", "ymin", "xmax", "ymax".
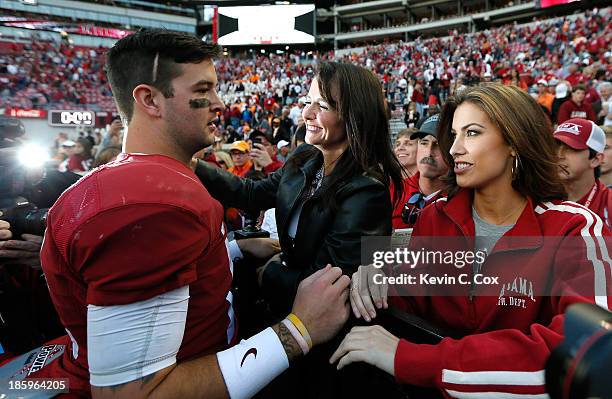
[
  {"xmin": 233, "ymin": 169, "xmax": 269, "ymax": 240},
  {"xmin": 0, "ymin": 198, "xmax": 48, "ymax": 239},
  {"xmin": 0, "ymin": 117, "xmax": 49, "ymax": 237},
  {"xmin": 233, "ymin": 209, "xmax": 270, "ymax": 240},
  {"xmin": 545, "ymin": 302, "xmax": 612, "ymax": 399}
]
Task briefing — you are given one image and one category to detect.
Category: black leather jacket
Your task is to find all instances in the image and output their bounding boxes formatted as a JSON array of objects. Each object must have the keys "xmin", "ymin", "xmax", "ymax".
[{"xmin": 194, "ymin": 144, "xmax": 392, "ymax": 311}]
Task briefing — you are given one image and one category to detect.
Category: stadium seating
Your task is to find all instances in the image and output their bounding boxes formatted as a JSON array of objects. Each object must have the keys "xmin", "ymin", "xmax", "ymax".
[{"xmin": 0, "ymin": 8, "xmax": 609, "ymax": 114}]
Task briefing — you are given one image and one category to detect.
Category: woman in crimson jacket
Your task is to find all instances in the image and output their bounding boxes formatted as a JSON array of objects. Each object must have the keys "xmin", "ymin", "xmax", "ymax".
[{"xmin": 331, "ymin": 84, "xmax": 612, "ymax": 398}]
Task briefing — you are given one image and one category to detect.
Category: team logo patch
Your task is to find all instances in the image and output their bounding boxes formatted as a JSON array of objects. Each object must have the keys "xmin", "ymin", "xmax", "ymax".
[
  {"xmin": 0, "ymin": 344, "xmax": 65, "ymax": 384},
  {"xmin": 556, "ymin": 122, "xmax": 582, "ymax": 135},
  {"xmin": 27, "ymin": 345, "xmax": 63, "ymax": 376}
]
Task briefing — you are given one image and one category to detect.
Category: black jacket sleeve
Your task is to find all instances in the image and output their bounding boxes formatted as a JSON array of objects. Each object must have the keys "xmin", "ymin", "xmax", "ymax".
[
  {"xmin": 262, "ymin": 178, "xmax": 392, "ymax": 308},
  {"xmin": 193, "ymin": 159, "xmax": 282, "ymax": 212}
]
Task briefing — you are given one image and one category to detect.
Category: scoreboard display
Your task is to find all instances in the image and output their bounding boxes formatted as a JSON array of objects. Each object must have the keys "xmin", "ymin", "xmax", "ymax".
[
  {"xmin": 48, "ymin": 110, "xmax": 95, "ymax": 127},
  {"xmin": 216, "ymin": 4, "xmax": 315, "ymax": 46}
]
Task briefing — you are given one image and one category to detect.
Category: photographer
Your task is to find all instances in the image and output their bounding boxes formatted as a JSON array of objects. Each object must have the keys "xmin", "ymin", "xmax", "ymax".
[
  {"xmin": 0, "ymin": 218, "xmax": 42, "ymax": 269},
  {"xmin": 0, "ymin": 118, "xmax": 82, "ymax": 356},
  {"xmin": 248, "ymin": 130, "xmax": 283, "ymax": 174},
  {"xmin": 0, "ymin": 217, "xmax": 64, "ymax": 357},
  {"xmin": 0, "ymin": 165, "xmax": 83, "ymax": 268}
]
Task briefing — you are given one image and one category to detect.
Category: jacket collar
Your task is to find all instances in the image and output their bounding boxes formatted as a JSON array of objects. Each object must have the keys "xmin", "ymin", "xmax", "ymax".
[
  {"xmin": 443, "ymin": 188, "xmax": 543, "ymax": 251},
  {"xmin": 277, "ymin": 146, "xmax": 323, "ymax": 244}
]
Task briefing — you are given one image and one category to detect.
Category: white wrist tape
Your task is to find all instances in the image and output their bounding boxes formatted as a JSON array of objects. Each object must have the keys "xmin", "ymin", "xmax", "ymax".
[{"xmin": 217, "ymin": 327, "xmax": 289, "ymax": 399}]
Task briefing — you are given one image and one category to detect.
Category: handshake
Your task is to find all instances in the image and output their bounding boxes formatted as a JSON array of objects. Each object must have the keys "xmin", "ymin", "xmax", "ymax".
[{"xmin": 0, "ymin": 215, "xmax": 43, "ymax": 269}]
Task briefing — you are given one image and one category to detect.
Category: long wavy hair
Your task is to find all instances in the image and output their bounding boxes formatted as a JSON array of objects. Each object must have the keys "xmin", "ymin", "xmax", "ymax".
[
  {"xmin": 437, "ymin": 84, "xmax": 566, "ymax": 203},
  {"xmin": 312, "ymin": 62, "xmax": 404, "ymax": 208}
]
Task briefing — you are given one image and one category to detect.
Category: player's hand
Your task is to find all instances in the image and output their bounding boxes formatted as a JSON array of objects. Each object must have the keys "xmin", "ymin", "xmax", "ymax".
[
  {"xmin": 292, "ymin": 265, "xmax": 350, "ymax": 346},
  {"xmin": 0, "ymin": 234, "xmax": 44, "ymax": 269},
  {"xmin": 250, "ymin": 143, "xmax": 273, "ymax": 168},
  {"xmin": 329, "ymin": 325, "xmax": 399, "ymax": 376},
  {"xmin": 237, "ymin": 237, "xmax": 280, "ymax": 259},
  {"xmin": 350, "ymin": 265, "xmax": 389, "ymax": 322}
]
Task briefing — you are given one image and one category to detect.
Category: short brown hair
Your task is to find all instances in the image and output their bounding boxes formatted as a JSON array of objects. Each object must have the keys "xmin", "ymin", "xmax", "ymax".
[
  {"xmin": 438, "ymin": 84, "xmax": 566, "ymax": 202},
  {"xmin": 396, "ymin": 128, "xmax": 417, "ymax": 141},
  {"xmin": 106, "ymin": 29, "xmax": 221, "ymax": 123}
]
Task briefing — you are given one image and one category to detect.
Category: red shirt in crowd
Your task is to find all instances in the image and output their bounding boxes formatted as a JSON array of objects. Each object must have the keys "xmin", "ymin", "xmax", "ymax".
[
  {"xmin": 30, "ymin": 153, "xmax": 237, "ymax": 396},
  {"xmin": 263, "ymin": 158, "xmax": 283, "ymax": 174},
  {"xmin": 411, "ymin": 90, "xmax": 425, "ymax": 104},
  {"xmin": 565, "ymin": 71, "xmax": 585, "ymax": 87},
  {"xmin": 66, "ymin": 154, "xmax": 92, "ymax": 173},
  {"xmin": 390, "ymin": 172, "xmax": 444, "ymax": 229},
  {"xmin": 391, "ymin": 174, "xmax": 419, "ymax": 229},
  {"xmin": 557, "ymin": 99, "xmax": 597, "ymax": 124}
]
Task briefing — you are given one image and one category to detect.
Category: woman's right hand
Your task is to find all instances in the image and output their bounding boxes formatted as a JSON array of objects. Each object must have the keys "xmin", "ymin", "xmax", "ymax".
[{"xmin": 350, "ymin": 265, "xmax": 389, "ymax": 322}]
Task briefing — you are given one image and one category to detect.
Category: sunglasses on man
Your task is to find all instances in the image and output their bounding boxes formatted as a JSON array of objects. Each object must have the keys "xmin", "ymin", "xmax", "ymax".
[{"xmin": 401, "ymin": 192, "xmax": 426, "ymax": 225}]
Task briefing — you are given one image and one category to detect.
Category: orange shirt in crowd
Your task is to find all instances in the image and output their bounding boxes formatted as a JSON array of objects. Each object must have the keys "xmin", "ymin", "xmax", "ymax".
[
  {"xmin": 228, "ymin": 160, "xmax": 253, "ymax": 177},
  {"xmin": 538, "ymin": 92, "xmax": 555, "ymax": 113}
]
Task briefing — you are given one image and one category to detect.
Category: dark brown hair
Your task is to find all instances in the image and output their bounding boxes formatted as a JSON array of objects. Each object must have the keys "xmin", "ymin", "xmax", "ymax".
[
  {"xmin": 106, "ymin": 28, "xmax": 221, "ymax": 123},
  {"xmin": 438, "ymin": 84, "xmax": 567, "ymax": 202},
  {"xmin": 315, "ymin": 62, "xmax": 404, "ymax": 207}
]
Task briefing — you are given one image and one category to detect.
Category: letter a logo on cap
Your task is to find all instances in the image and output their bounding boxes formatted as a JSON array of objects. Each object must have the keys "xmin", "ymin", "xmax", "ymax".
[
  {"xmin": 554, "ymin": 118, "xmax": 605, "ymax": 153},
  {"xmin": 556, "ymin": 122, "xmax": 581, "ymax": 135}
]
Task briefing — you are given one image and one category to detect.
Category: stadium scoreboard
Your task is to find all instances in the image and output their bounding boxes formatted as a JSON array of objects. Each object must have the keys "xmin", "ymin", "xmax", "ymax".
[{"xmin": 215, "ymin": 4, "xmax": 315, "ymax": 46}]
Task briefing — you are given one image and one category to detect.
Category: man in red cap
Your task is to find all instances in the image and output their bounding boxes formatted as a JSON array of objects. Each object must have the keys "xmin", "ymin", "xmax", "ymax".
[{"xmin": 555, "ymin": 118, "xmax": 611, "ymax": 227}]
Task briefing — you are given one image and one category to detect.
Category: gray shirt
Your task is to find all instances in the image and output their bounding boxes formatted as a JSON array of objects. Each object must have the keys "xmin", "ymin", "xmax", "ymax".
[{"xmin": 472, "ymin": 207, "xmax": 514, "ymax": 274}]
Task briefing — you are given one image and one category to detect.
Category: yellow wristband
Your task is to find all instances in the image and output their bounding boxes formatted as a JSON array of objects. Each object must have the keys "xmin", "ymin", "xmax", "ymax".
[{"xmin": 287, "ymin": 313, "xmax": 313, "ymax": 349}]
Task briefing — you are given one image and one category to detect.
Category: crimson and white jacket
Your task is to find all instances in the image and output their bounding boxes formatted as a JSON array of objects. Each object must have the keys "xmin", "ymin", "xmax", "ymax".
[{"xmin": 390, "ymin": 188, "xmax": 612, "ymax": 398}]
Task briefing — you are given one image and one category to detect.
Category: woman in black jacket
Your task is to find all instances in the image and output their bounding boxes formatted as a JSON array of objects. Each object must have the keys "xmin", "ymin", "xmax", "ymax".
[{"xmin": 194, "ymin": 62, "xmax": 404, "ymax": 313}]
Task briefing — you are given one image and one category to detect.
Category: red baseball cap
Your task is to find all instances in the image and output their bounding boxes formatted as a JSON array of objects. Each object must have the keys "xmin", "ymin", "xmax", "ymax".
[{"xmin": 553, "ymin": 118, "xmax": 605, "ymax": 153}]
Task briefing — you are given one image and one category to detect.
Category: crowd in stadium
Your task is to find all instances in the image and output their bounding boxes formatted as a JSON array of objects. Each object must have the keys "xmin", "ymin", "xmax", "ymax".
[
  {"xmin": 1, "ymin": 9, "xmax": 611, "ymax": 123},
  {"xmin": 0, "ymin": 4, "xmax": 611, "ymax": 399},
  {"xmin": 7, "ymin": 8, "xmax": 607, "ymax": 181}
]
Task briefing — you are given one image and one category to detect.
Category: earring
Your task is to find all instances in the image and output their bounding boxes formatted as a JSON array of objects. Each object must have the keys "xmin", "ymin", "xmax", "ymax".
[{"xmin": 512, "ymin": 154, "xmax": 521, "ymax": 180}]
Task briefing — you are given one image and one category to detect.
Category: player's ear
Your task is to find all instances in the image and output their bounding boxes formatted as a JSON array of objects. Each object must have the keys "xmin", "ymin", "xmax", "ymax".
[{"xmin": 133, "ymin": 84, "xmax": 162, "ymax": 119}]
